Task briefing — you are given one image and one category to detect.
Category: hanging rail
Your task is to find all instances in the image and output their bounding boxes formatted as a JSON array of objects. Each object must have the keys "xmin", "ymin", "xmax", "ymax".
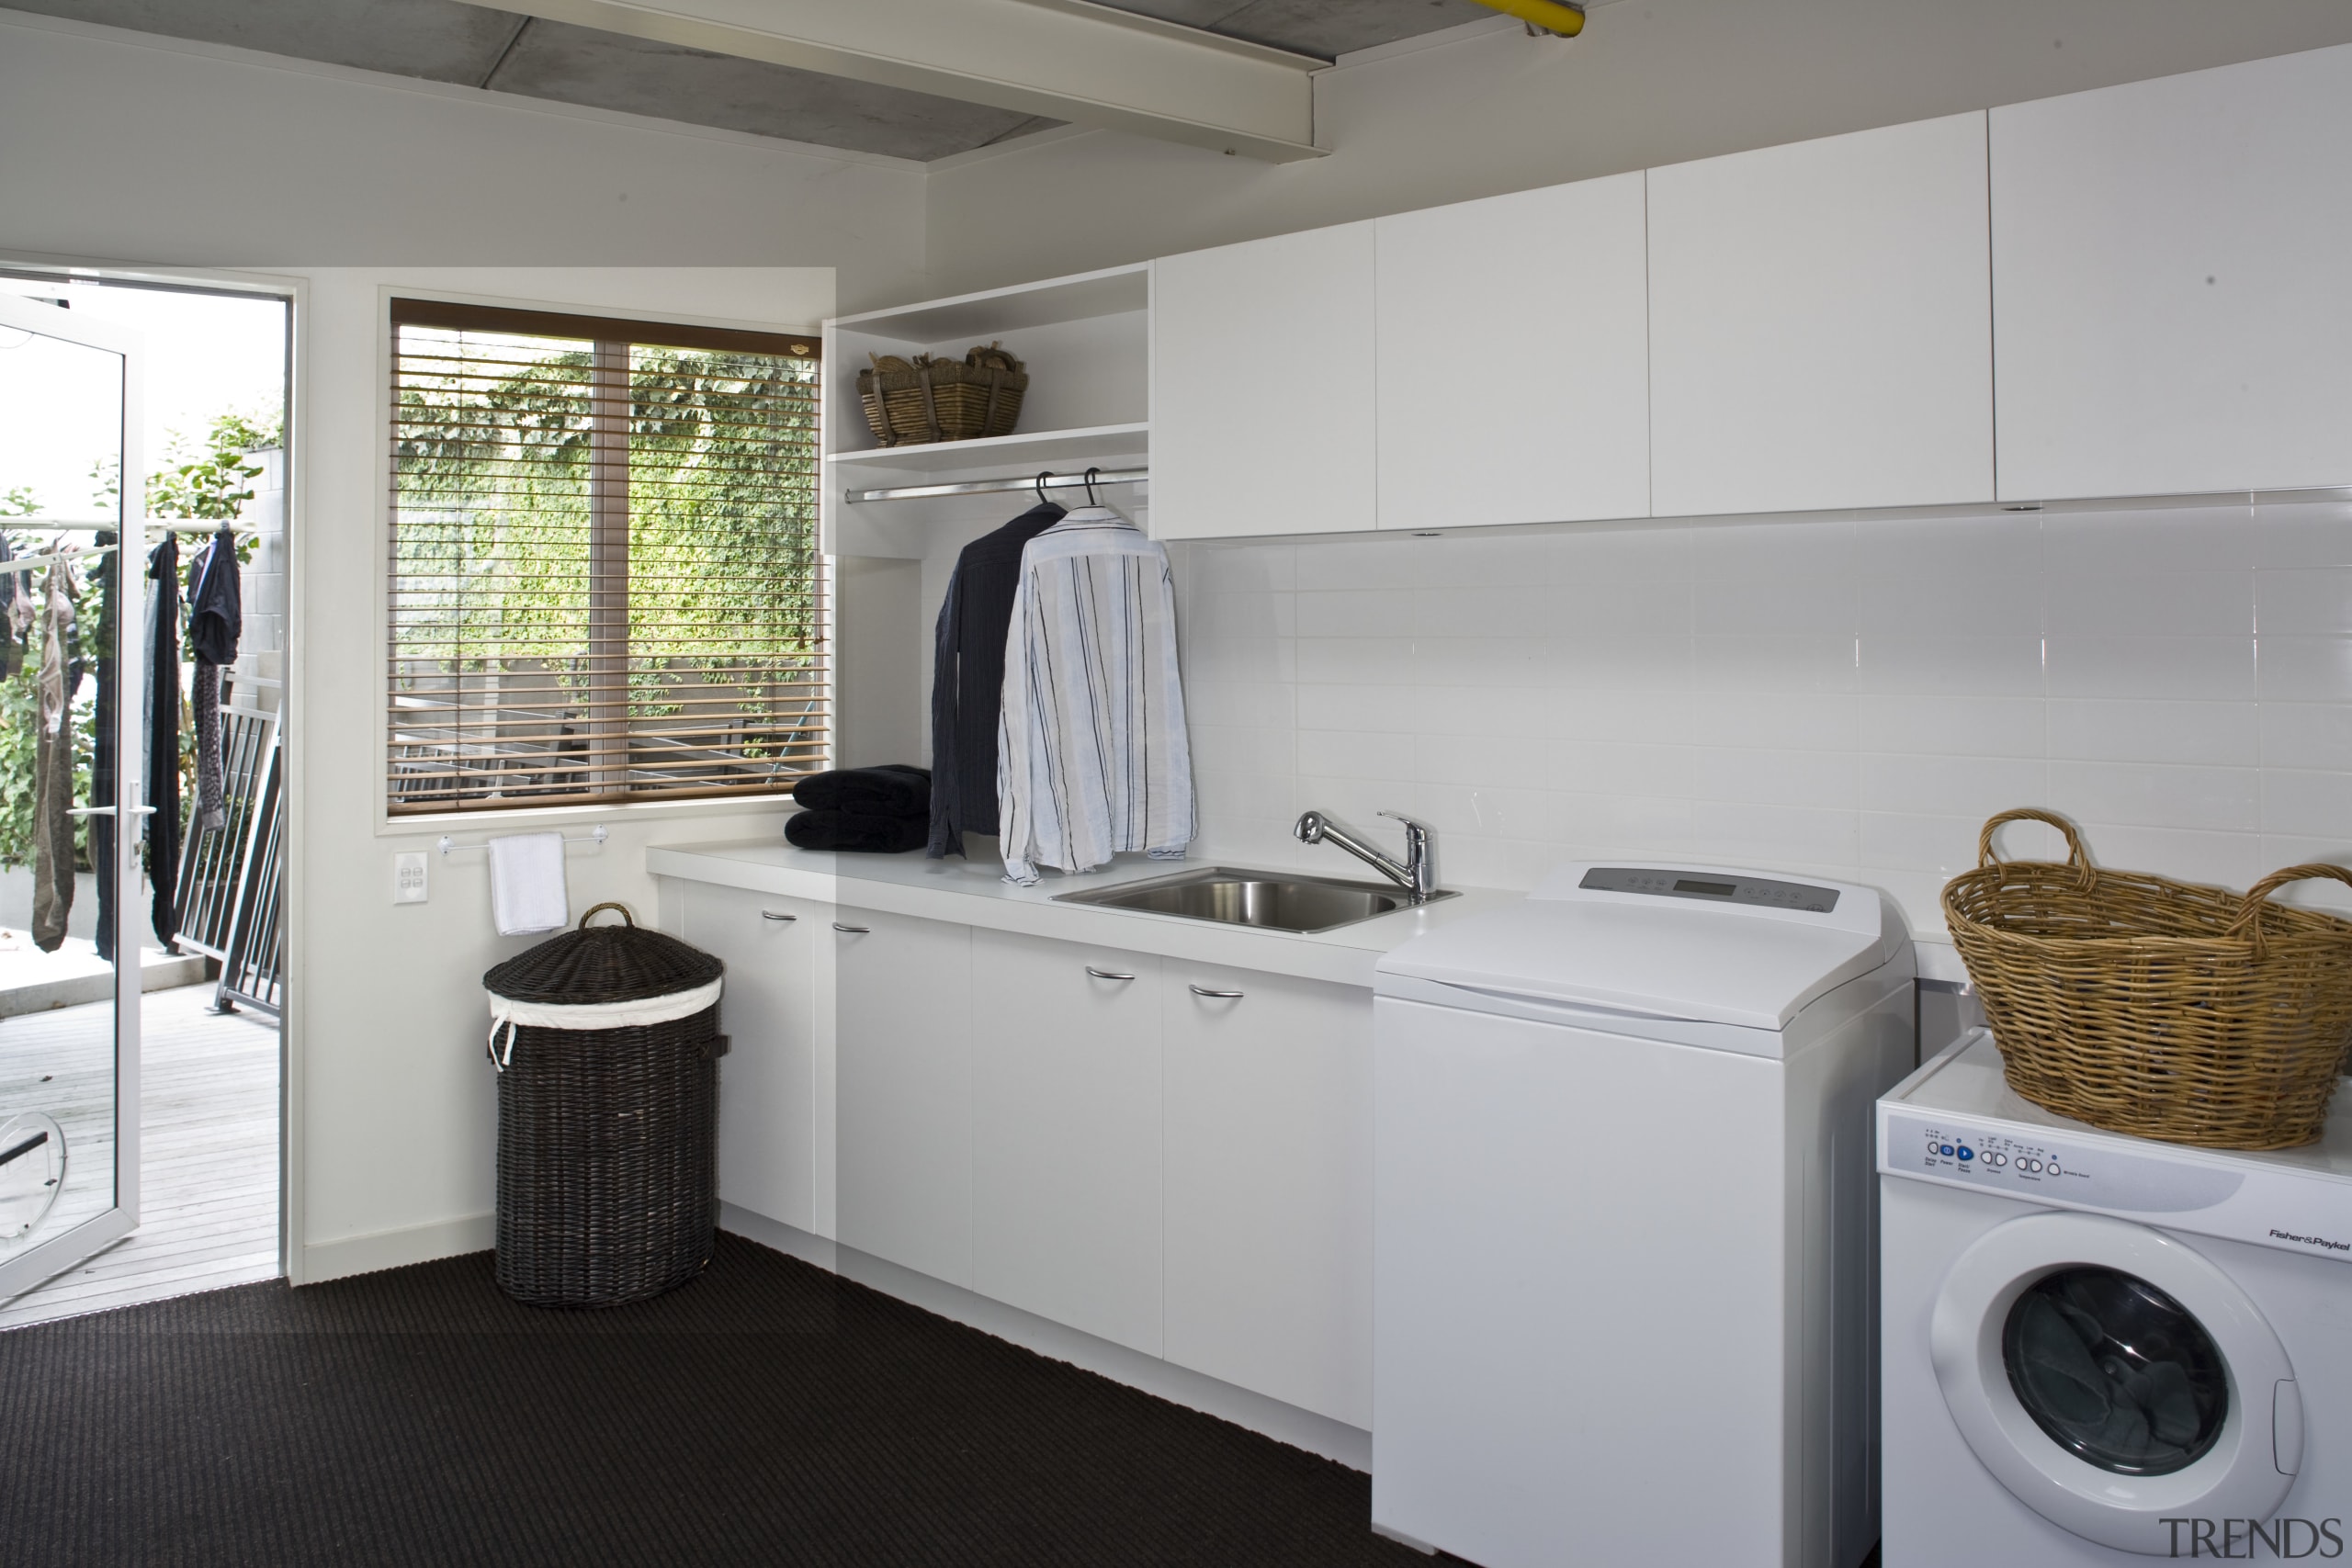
[
  {"xmin": 436, "ymin": 823, "xmax": 609, "ymax": 858},
  {"xmin": 0, "ymin": 542, "xmax": 119, "ymax": 578},
  {"xmin": 843, "ymin": 466, "xmax": 1147, "ymax": 506},
  {"xmin": 9, "ymin": 517, "xmax": 235, "ymax": 533}
]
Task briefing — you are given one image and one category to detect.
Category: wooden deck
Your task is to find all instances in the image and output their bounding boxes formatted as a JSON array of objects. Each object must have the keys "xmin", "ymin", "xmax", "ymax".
[{"xmin": 0, "ymin": 982, "xmax": 279, "ymax": 1329}]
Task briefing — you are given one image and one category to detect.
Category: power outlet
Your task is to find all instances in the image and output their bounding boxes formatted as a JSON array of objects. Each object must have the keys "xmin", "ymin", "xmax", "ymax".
[{"xmin": 393, "ymin": 852, "xmax": 428, "ymax": 904}]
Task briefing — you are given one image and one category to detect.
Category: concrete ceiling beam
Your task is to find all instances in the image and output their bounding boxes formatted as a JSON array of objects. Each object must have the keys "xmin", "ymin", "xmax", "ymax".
[{"xmin": 443, "ymin": 0, "xmax": 1329, "ymax": 161}]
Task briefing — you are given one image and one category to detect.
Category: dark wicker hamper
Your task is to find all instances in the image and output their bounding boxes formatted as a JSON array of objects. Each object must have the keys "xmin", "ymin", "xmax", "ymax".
[{"xmin": 483, "ymin": 902, "xmax": 725, "ymax": 1307}]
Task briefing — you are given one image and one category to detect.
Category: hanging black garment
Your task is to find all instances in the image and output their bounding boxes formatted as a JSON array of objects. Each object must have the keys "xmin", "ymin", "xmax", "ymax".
[
  {"xmin": 187, "ymin": 529, "xmax": 241, "ymax": 665},
  {"xmin": 187, "ymin": 535, "xmax": 238, "ymax": 833},
  {"xmin": 147, "ymin": 536, "xmax": 182, "ymax": 950},
  {"xmin": 92, "ymin": 532, "xmax": 118, "ymax": 963},
  {"xmin": 926, "ymin": 502, "xmax": 1065, "ymax": 858}
]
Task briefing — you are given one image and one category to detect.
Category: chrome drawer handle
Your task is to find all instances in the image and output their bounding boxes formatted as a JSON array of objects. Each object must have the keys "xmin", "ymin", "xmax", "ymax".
[
  {"xmin": 832, "ymin": 921, "xmax": 870, "ymax": 934},
  {"xmin": 761, "ymin": 910, "xmax": 797, "ymax": 923},
  {"xmin": 1086, "ymin": 965, "xmax": 1136, "ymax": 982},
  {"xmin": 1189, "ymin": 985, "xmax": 1244, "ymax": 999}
]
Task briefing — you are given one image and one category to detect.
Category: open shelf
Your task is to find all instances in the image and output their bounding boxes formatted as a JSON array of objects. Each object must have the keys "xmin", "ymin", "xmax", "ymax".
[
  {"xmin": 833, "ymin": 264, "xmax": 1148, "ymax": 344},
  {"xmin": 827, "ymin": 422, "xmax": 1149, "ymax": 475}
]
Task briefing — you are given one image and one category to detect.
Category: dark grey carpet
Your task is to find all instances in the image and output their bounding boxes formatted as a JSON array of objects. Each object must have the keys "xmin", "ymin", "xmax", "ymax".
[{"xmin": 0, "ymin": 1232, "xmax": 1429, "ymax": 1566}]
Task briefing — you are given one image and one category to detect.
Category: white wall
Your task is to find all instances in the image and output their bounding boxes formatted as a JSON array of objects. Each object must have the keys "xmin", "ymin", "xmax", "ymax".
[
  {"xmin": 0, "ymin": 10, "xmax": 923, "ymax": 310},
  {"xmin": 1171, "ymin": 501, "xmax": 2352, "ymax": 965},
  {"xmin": 287, "ymin": 268, "xmax": 842, "ymax": 1281},
  {"xmin": 923, "ymin": 0, "xmax": 2352, "ymax": 296},
  {"xmin": 0, "ymin": 12, "xmax": 933, "ymax": 1280}
]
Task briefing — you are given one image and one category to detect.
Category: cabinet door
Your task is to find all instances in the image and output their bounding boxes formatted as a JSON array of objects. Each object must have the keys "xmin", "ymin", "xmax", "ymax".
[
  {"xmin": 1151, "ymin": 221, "xmax": 1376, "ymax": 539},
  {"xmin": 970, "ymin": 930, "xmax": 1164, "ymax": 1354},
  {"xmin": 834, "ymin": 908, "xmax": 974, "ymax": 1287},
  {"xmin": 682, "ymin": 883, "xmax": 820, "ymax": 1234},
  {"xmin": 1162, "ymin": 964, "xmax": 1373, "ymax": 1428},
  {"xmin": 1991, "ymin": 46, "xmax": 2352, "ymax": 500},
  {"xmin": 1377, "ymin": 174, "xmax": 1651, "ymax": 530},
  {"xmin": 1648, "ymin": 112, "xmax": 1994, "ymax": 516}
]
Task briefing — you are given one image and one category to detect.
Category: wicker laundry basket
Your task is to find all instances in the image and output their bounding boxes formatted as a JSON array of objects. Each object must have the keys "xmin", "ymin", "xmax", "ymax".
[
  {"xmin": 1943, "ymin": 808, "xmax": 2352, "ymax": 1150},
  {"xmin": 856, "ymin": 343, "xmax": 1027, "ymax": 446},
  {"xmin": 484, "ymin": 902, "xmax": 724, "ymax": 1306}
]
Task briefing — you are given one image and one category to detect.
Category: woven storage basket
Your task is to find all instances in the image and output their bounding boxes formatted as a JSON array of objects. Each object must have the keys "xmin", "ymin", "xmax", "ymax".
[
  {"xmin": 484, "ymin": 902, "xmax": 724, "ymax": 1307},
  {"xmin": 856, "ymin": 343, "xmax": 1027, "ymax": 446},
  {"xmin": 1943, "ymin": 808, "xmax": 2352, "ymax": 1150}
]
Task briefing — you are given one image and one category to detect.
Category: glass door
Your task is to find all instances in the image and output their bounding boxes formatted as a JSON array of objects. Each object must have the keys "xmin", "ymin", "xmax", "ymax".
[{"xmin": 0, "ymin": 293, "xmax": 145, "ymax": 1302}]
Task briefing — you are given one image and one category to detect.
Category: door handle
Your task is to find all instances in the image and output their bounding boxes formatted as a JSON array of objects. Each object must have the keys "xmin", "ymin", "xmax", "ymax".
[
  {"xmin": 1189, "ymin": 985, "xmax": 1244, "ymax": 999},
  {"xmin": 831, "ymin": 922, "xmax": 870, "ymax": 934},
  {"xmin": 66, "ymin": 806, "xmax": 156, "ymax": 818},
  {"xmin": 761, "ymin": 910, "xmax": 797, "ymax": 922},
  {"xmin": 1086, "ymin": 965, "xmax": 1136, "ymax": 982}
]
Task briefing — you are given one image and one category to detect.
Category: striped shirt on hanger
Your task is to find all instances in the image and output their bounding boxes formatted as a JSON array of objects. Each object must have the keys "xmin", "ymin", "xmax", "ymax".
[{"xmin": 997, "ymin": 507, "xmax": 1195, "ymax": 886}]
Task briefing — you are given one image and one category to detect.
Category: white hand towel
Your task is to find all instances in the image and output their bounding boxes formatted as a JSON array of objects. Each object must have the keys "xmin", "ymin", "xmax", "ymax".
[{"xmin": 488, "ymin": 832, "xmax": 568, "ymax": 935}]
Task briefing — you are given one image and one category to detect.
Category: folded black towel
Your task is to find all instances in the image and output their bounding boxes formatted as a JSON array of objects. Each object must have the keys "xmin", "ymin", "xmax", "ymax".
[
  {"xmin": 786, "ymin": 808, "xmax": 929, "ymax": 854},
  {"xmin": 793, "ymin": 764, "xmax": 930, "ymax": 817}
]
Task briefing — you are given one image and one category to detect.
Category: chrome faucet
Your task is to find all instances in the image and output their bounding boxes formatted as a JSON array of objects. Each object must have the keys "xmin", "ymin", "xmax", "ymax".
[{"xmin": 1295, "ymin": 809, "xmax": 1438, "ymax": 901}]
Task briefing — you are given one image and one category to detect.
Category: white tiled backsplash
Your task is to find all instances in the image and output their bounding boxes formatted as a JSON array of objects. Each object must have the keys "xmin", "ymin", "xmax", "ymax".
[{"xmin": 1170, "ymin": 499, "xmax": 2352, "ymax": 942}]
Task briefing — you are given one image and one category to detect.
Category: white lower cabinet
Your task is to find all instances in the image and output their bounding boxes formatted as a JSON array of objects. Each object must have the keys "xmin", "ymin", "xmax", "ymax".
[
  {"xmin": 970, "ymin": 930, "xmax": 1165, "ymax": 1355},
  {"xmin": 682, "ymin": 882, "xmax": 822, "ymax": 1234},
  {"xmin": 834, "ymin": 908, "xmax": 975, "ymax": 1288},
  {"xmin": 1161, "ymin": 963, "xmax": 1374, "ymax": 1428}
]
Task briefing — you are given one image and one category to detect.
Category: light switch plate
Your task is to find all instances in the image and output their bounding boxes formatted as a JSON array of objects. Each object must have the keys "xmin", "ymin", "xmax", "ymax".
[{"xmin": 393, "ymin": 852, "xmax": 428, "ymax": 904}]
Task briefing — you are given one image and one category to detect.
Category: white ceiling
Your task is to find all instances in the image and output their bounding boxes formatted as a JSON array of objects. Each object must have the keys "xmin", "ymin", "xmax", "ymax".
[{"xmin": 9, "ymin": 0, "xmax": 1502, "ymax": 161}]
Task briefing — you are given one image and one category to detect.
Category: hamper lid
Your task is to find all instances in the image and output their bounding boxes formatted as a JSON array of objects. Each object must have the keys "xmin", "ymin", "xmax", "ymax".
[{"xmin": 483, "ymin": 902, "xmax": 722, "ymax": 1005}]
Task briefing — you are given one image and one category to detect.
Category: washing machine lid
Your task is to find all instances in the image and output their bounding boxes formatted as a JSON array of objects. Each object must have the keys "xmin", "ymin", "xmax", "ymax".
[
  {"xmin": 1881, "ymin": 1031, "xmax": 2352, "ymax": 1267},
  {"xmin": 1374, "ymin": 862, "xmax": 1900, "ymax": 1032}
]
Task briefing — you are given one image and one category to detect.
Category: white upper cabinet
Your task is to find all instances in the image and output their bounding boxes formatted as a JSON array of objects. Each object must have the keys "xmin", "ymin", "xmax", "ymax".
[
  {"xmin": 1991, "ymin": 44, "xmax": 2352, "ymax": 502},
  {"xmin": 1375, "ymin": 174, "xmax": 1651, "ymax": 531},
  {"xmin": 1151, "ymin": 221, "xmax": 1377, "ymax": 539},
  {"xmin": 1647, "ymin": 112, "xmax": 1995, "ymax": 517}
]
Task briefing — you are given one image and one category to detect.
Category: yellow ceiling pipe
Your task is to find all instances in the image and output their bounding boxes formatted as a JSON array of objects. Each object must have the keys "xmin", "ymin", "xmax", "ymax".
[{"xmin": 1465, "ymin": 0, "xmax": 1586, "ymax": 37}]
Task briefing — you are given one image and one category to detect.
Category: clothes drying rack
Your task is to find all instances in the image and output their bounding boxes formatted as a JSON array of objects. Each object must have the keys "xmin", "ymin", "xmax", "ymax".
[
  {"xmin": 842, "ymin": 466, "xmax": 1148, "ymax": 506},
  {"xmin": 0, "ymin": 517, "xmax": 236, "ymax": 578}
]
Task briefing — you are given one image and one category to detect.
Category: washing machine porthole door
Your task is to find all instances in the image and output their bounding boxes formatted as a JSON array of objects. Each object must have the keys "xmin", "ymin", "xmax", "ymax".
[
  {"xmin": 2003, "ymin": 1265, "xmax": 2231, "ymax": 1477},
  {"xmin": 1930, "ymin": 1212, "xmax": 2297, "ymax": 1557}
]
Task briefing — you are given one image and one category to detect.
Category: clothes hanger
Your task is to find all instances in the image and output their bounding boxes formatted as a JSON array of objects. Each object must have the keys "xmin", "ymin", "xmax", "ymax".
[
  {"xmin": 1035, "ymin": 471, "xmax": 1053, "ymax": 507},
  {"xmin": 1083, "ymin": 468, "xmax": 1101, "ymax": 507}
]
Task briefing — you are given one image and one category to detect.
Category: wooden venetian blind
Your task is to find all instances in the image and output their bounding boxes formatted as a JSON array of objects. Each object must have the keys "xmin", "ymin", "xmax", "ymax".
[{"xmin": 388, "ymin": 298, "xmax": 824, "ymax": 814}]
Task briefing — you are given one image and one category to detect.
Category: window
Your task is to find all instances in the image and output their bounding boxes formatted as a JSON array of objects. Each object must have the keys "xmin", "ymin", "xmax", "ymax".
[{"xmin": 388, "ymin": 299, "xmax": 824, "ymax": 813}]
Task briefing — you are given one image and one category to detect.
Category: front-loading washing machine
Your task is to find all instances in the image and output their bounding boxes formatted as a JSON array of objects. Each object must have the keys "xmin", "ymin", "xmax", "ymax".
[
  {"xmin": 1881, "ymin": 1030, "xmax": 2352, "ymax": 1563},
  {"xmin": 1374, "ymin": 862, "xmax": 1916, "ymax": 1568}
]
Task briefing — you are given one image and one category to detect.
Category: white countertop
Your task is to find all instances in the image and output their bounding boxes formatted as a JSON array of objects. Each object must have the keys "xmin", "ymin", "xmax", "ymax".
[{"xmin": 646, "ymin": 840, "xmax": 1518, "ymax": 988}]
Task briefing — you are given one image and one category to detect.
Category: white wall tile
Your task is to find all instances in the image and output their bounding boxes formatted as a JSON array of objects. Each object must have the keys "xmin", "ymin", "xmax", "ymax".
[
  {"xmin": 1164, "ymin": 501, "xmax": 2352, "ymax": 926},
  {"xmin": 2257, "ymin": 568, "xmax": 2352, "ymax": 636},
  {"xmin": 2261, "ymin": 704, "xmax": 2352, "ymax": 772},
  {"xmin": 2043, "ymin": 636, "xmax": 2255, "ymax": 702},
  {"xmin": 2045, "ymin": 699, "xmax": 2259, "ymax": 767},
  {"xmin": 2254, "ymin": 637, "xmax": 2352, "ymax": 704},
  {"xmin": 1859, "ymin": 694, "xmax": 2045, "ymax": 758},
  {"xmin": 2263, "ymin": 768, "xmax": 2352, "ymax": 839},
  {"xmin": 1694, "ymin": 747, "xmax": 1857, "ymax": 809},
  {"xmin": 2046, "ymin": 761, "xmax": 2261, "ymax": 833},
  {"xmin": 1860, "ymin": 752, "xmax": 2049, "ymax": 818},
  {"xmin": 1858, "ymin": 636, "xmax": 2044, "ymax": 696}
]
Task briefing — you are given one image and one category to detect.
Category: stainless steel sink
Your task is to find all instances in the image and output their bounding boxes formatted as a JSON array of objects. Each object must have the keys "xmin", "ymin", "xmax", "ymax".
[{"xmin": 1054, "ymin": 866, "xmax": 1455, "ymax": 934}]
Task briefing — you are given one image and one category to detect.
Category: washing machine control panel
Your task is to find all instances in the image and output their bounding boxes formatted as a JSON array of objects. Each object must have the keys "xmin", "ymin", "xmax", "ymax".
[
  {"xmin": 1885, "ymin": 1111, "xmax": 2245, "ymax": 1215},
  {"xmin": 1577, "ymin": 866, "xmax": 1838, "ymax": 912}
]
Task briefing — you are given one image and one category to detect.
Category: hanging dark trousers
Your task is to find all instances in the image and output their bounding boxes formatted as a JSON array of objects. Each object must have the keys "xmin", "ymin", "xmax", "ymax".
[
  {"xmin": 92, "ymin": 531, "xmax": 118, "ymax": 964},
  {"xmin": 30, "ymin": 564, "xmax": 76, "ymax": 953},
  {"xmin": 147, "ymin": 536, "xmax": 182, "ymax": 950}
]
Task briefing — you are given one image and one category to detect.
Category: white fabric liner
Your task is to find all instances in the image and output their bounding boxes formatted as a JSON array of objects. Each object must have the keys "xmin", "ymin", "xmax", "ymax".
[{"xmin": 486, "ymin": 976, "xmax": 723, "ymax": 1070}]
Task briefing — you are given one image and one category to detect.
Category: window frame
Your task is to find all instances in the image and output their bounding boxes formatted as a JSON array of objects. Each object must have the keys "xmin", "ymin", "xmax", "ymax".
[{"xmin": 381, "ymin": 293, "xmax": 827, "ymax": 820}]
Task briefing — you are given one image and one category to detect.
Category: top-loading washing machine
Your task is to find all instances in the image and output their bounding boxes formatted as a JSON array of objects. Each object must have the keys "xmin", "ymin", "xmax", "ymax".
[
  {"xmin": 1373, "ymin": 862, "xmax": 1917, "ymax": 1568},
  {"xmin": 1881, "ymin": 1029, "xmax": 2352, "ymax": 1564}
]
